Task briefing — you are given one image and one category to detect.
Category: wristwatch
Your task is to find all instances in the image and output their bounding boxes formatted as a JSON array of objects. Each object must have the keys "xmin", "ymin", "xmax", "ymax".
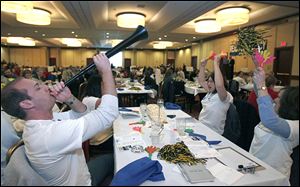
[{"xmin": 258, "ymin": 86, "xmax": 267, "ymax": 91}]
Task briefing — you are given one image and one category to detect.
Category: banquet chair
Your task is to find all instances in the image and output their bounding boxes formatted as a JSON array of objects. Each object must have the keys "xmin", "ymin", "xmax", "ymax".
[
  {"xmin": 78, "ymin": 81, "xmax": 88, "ymax": 101},
  {"xmin": 290, "ymin": 145, "xmax": 299, "ymax": 186},
  {"xmin": 228, "ymin": 80, "xmax": 239, "ymax": 98},
  {"xmin": 6, "ymin": 139, "xmax": 24, "ymax": 164},
  {"xmin": 4, "ymin": 143, "xmax": 48, "ymax": 186},
  {"xmin": 173, "ymin": 80, "xmax": 187, "ymax": 110},
  {"xmin": 233, "ymin": 99, "xmax": 260, "ymax": 151},
  {"xmin": 223, "ymin": 103, "xmax": 241, "ymax": 145}
]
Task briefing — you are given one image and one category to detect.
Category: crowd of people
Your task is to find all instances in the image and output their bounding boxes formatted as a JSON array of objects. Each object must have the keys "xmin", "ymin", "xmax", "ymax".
[{"xmin": 1, "ymin": 52, "xmax": 298, "ymax": 185}]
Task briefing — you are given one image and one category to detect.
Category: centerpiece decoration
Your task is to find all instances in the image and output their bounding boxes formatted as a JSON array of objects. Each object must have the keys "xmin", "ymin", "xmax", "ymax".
[{"xmin": 235, "ymin": 26, "xmax": 276, "ymax": 67}]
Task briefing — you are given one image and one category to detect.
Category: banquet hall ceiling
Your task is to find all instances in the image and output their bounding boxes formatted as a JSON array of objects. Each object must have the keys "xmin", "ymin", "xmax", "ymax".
[{"xmin": 1, "ymin": 1, "xmax": 299, "ymax": 49}]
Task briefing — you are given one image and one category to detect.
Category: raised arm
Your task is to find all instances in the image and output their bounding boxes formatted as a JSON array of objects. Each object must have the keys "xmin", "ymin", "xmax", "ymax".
[
  {"xmin": 213, "ymin": 55, "xmax": 228, "ymax": 101},
  {"xmin": 253, "ymin": 67, "xmax": 290, "ymax": 138},
  {"xmin": 80, "ymin": 53, "xmax": 119, "ymax": 141},
  {"xmin": 50, "ymin": 82, "xmax": 87, "ymax": 113},
  {"xmin": 198, "ymin": 59, "xmax": 209, "ymax": 91},
  {"xmin": 93, "ymin": 53, "xmax": 117, "ymax": 97}
]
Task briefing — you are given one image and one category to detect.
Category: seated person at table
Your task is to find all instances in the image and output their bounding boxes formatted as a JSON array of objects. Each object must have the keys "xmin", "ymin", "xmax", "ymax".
[
  {"xmin": 22, "ymin": 69, "xmax": 33, "ymax": 80},
  {"xmin": 175, "ymin": 67, "xmax": 185, "ymax": 81},
  {"xmin": 1, "ymin": 53, "xmax": 119, "ymax": 186},
  {"xmin": 249, "ymin": 66, "xmax": 299, "ymax": 179},
  {"xmin": 233, "ymin": 71, "xmax": 247, "ymax": 87},
  {"xmin": 162, "ymin": 69, "xmax": 175, "ymax": 102},
  {"xmin": 247, "ymin": 74, "xmax": 278, "ymax": 113},
  {"xmin": 144, "ymin": 68, "xmax": 158, "ymax": 91},
  {"xmin": 198, "ymin": 55, "xmax": 233, "ymax": 135}
]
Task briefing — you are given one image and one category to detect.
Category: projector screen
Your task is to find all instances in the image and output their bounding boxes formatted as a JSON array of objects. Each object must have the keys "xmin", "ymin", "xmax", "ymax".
[{"xmin": 104, "ymin": 51, "xmax": 123, "ymax": 67}]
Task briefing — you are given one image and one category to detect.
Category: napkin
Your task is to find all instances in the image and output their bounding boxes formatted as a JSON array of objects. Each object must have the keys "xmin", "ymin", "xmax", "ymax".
[
  {"xmin": 164, "ymin": 102, "xmax": 181, "ymax": 110},
  {"xmin": 110, "ymin": 157, "xmax": 165, "ymax": 186}
]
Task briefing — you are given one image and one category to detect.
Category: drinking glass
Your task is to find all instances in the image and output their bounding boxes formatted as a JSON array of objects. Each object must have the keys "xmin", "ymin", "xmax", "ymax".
[
  {"xmin": 151, "ymin": 121, "xmax": 162, "ymax": 146},
  {"xmin": 157, "ymin": 99, "xmax": 164, "ymax": 123},
  {"xmin": 176, "ymin": 118, "xmax": 186, "ymax": 136},
  {"xmin": 140, "ymin": 103, "xmax": 147, "ymax": 120}
]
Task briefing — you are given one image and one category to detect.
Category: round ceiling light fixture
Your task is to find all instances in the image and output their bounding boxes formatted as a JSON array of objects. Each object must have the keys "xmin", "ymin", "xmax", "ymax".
[
  {"xmin": 195, "ymin": 19, "xmax": 221, "ymax": 33},
  {"xmin": 16, "ymin": 8, "xmax": 51, "ymax": 25},
  {"xmin": 216, "ymin": 7, "xmax": 250, "ymax": 26},
  {"xmin": 116, "ymin": 12, "xmax": 145, "ymax": 28}
]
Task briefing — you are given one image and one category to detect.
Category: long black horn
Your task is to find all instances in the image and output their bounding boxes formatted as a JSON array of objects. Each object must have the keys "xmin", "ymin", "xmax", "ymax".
[{"xmin": 65, "ymin": 25, "xmax": 148, "ymax": 86}]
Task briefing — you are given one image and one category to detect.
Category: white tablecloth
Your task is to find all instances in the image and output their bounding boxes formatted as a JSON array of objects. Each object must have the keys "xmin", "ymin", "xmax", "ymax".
[
  {"xmin": 117, "ymin": 81, "xmax": 155, "ymax": 98},
  {"xmin": 184, "ymin": 83, "xmax": 207, "ymax": 96},
  {"xmin": 240, "ymin": 83, "xmax": 284, "ymax": 92},
  {"xmin": 113, "ymin": 108, "xmax": 289, "ymax": 186}
]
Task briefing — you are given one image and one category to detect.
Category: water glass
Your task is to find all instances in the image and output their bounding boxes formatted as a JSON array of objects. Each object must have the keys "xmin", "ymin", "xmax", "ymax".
[
  {"xmin": 151, "ymin": 121, "xmax": 162, "ymax": 146},
  {"xmin": 140, "ymin": 103, "xmax": 147, "ymax": 120},
  {"xmin": 157, "ymin": 99, "xmax": 164, "ymax": 123},
  {"xmin": 176, "ymin": 118, "xmax": 186, "ymax": 136}
]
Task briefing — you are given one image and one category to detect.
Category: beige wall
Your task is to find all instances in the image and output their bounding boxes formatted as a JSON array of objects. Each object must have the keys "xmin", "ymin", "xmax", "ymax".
[
  {"xmin": 124, "ymin": 50, "xmax": 166, "ymax": 67},
  {"xmin": 291, "ymin": 21, "xmax": 299, "ymax": 76},
  {"xmin": 176, "ymin": 48, "xmax": 192, "ymax": 68},
  {"xmin": 136, "ymin": 50, "xmax": 165, "ymax": 67},
  {"xmin": 1, "ymin": 47, "xmax": 9, "ymax": 62},
  {"xmin": 6, "ymin": 47, "xmax": 47, "ymax": 67},
  {"xmin": 60, "ymin": 48, "xmax": 96, "ymax": 67}
]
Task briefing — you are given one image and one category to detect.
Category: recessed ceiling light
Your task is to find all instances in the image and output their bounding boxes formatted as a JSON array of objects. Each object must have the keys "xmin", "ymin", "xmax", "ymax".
[
  {"xmin": 185, "ymin": 39, "xmax": 188, "ymax": 42},
  {"xmin": 34, "ymin": 30, "xmax": 38, "ymax": 33},
  {"xmin": 75, "ymin": 35, "xmax": 78, "ymax": 37},
  {"xmin": 8, "ymin": 33, "xmax": 11, "ymax": 35},
  {"xmin": 158, "ymin": 37, "xmax": 162, "ymax": 40},
  {"xmin": 7, "ymin": 37, "xmax": 23, "ymax": 43},
  {"xmin": 42, "ymin": 34, "xmax": 46, "ymax": 36},
  {"xmin": 164, "ymin": 35, "xmax": 167, "ymax": 38},
  {"xmin": 106, "ymin": 36, "xmax": 109, "ymax": 38},
  {"xmin": 106, "ymin": 33, "xmax": 110, "ymax": 35},
  {"xmin": 193, "ymin": 37, "xmax": 196, "ymax": 39},
  {"xmin": 71, "ymin": 31, "xmax": 75, "ymax": 34}
]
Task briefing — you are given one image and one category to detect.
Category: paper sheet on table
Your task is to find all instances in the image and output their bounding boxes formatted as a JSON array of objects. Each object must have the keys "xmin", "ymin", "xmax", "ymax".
[
  {"xmin": 207, "ymin": 163, "xmax": 244, "ymax": 185},
  {"xmin": 216, "ymin": 147, "xmax": 258, "ymax": 170},
  {"xmin": 115, "ymin": 132, "xmax": 146, "ymax": 148},
  {"xmin": 184, "ymin": 139, "xmax": 221, "ymax": 158}
]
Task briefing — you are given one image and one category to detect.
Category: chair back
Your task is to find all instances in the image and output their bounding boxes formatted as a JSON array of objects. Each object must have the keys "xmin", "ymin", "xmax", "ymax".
[
  {"xmin": 162, "ymin": 79, "xmax": 175, "ymax": 103},
  {"xmin": 234, "ymin": 99, "xmax": 260, "ymax": 151},
  {"xmin": 78, "ymin": 81, "xmax": 88, "ymax": 101},
  {"xmin": 228, "ymin": 80, "xmax": 239, "ymax": 98},
  {"xmin": 6, "ymin": 139, "xmax": 24, "ymax": 164},
  {"xmin": 223, "ymin": 103, "xmax": 241, "ymax": 144},
  {"xmin": 173, "ymin": 80, "xmax": 185, "ymax": 96},
  {"xmin": 290, "ymin": 145, "xmax": 299, "ymax": 186},
  {"xmin": 4, "ymin": 145, "xmax": 49, "ymax": 186}
]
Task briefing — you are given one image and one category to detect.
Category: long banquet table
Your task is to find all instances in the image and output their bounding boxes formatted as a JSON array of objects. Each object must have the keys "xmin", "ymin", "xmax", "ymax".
[{"xmin": 113, "ymin": 108, "xmax": 289, "ymax": 186}]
